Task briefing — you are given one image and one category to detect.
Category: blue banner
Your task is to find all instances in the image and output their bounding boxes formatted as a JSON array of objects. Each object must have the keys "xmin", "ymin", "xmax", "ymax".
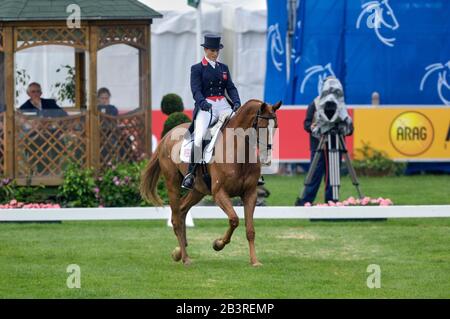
[
  {"xmin": 345, "ymin": 0, "xmax": 450, "ymax": 104},
  {"xmin": 288, "ymin": 0, "xmax": 346, "ymax": 104},
  {"xmin": 269, "ymin": 0, "xmax": 450, "ymax": 105},
  {"xmin": 264, "ymin": 0, "xmax": 288, "ymax": 104},
  {"xmin": 283, "ymin": 0, "xmax": 303, "ymax": 104}
]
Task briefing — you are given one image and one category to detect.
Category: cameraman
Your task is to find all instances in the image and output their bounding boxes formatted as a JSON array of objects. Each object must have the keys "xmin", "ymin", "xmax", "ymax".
[{"xmin": 295, "ymin": 77, "xmax": 353, "ymax": 206}]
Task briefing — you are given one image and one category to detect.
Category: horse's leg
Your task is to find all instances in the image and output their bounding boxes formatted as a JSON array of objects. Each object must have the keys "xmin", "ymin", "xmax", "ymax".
[
  {"xmin": 212, "ymin": 189, "xmax": 239, "ymax": 251},
  {"xmin": 179, "ymin": 189, "xmax": 205, "ymax": 247},
  {"xmin": 242, "ymin": 189, "xmax": 262, "ymax": 267},
  {"xmin": 167, "ymin": 181, "xmax": 191, "ymax": 265}
]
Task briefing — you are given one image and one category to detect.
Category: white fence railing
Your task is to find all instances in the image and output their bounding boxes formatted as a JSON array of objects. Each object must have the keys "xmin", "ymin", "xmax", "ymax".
[{"xmin": 0, "ymin": 205, "xmax": 449, "ymax": 221}]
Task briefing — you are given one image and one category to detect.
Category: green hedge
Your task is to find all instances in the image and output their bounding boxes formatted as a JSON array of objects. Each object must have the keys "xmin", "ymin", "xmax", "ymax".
[
  {"xmin": 0, "ymin": 178, "xmax": 49, "ymax": 204},
  {"xmin": 161, "ymin": 112, "xmax": 191, "ymax": 138},
  {"xmin": 353, "ymin": 142, "xmax": 406, "ymax": 176},
  {"xmin": 58, "ymin": 161, "xmax": 169, "ymax": 207},
  {"xmin": 1, "ymin": 161, "xmax": 170, "ymax": 208},
  {"xmin": 161, "ymin": 93, "xmax": 184, "ymax": 116}
]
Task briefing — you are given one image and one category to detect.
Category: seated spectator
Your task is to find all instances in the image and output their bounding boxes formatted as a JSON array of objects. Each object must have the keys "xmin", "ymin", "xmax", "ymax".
[
  {"xmin": 97, "ymin": 87, "xmax": 119, "ymax": 116},
  {"xmin": 19, "ymin": 82, "xmax": 67, "ymax": 117}
]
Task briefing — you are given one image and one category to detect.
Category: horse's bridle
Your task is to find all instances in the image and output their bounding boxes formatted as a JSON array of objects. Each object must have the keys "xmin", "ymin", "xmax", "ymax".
[{"xmin": 252, "ymin": 108, "xmax": 277, "ymax": 151}]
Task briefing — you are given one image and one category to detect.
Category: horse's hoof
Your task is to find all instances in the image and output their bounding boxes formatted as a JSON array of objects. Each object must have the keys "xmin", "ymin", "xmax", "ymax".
[
  {"xmin": 183, "ymin": 258, "xmax": 192, "ymax": 266},
  {"xmin": 251, "ymin": 261, "xmax": 263, "ymax": 267},
  {"xmin": 172, "ymin": 247, "xmax": 182, "ymax": 262},
  {"xmin": 213, "ymin": 239, "xmax": 225, "ymax": 251}
]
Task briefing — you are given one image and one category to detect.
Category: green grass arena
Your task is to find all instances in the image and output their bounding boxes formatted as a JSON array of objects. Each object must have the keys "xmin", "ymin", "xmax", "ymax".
[{"xmin": 1, "ymin": 175, "xmax": 449, "ymax": 298}]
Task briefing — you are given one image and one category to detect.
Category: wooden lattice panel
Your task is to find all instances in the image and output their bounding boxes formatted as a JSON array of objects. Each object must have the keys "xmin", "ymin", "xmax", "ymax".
[
  {"xmin": 15, "ymin": 113, "xmax": 87, "ymax": 179},
  {"xmin": 98, "ymin": 26, "xmax": 146, "ymax": 50},
  {"xmin": 99, "ymin": 110, "xmax": 146, "ymax": 166},
  {"xmin": 0, "ymin": 112, "xmax": 4, "ymax": 176},
  {"xmin": 16, "ymin": 27, "xmax": 88, "ymax": 51}
]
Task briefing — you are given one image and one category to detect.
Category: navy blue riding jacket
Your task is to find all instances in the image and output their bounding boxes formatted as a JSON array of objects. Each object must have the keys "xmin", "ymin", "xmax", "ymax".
[{"xmin": 190, "ymin": 57, "xmax": 241, "ymax": 119}]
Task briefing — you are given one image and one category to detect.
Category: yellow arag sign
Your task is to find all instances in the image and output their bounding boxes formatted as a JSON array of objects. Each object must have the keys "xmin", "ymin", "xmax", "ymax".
[{"xmin": 354, "ymin": 108, "xmax": 450, "ymax": 161}]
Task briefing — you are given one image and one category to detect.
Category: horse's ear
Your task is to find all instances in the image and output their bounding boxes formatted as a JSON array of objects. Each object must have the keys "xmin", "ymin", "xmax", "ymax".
[
  {"xmin": 273, "ymin": 101, "xmax": 282, "ymax": 111},
  {"xmin": 260, "ymin": 102, "xmax": 268, "ymax": 111}
]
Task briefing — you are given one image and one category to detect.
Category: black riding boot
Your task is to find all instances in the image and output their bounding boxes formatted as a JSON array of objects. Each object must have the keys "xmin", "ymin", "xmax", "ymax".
[
  {"xmin": 257, "ymin": 175, "xmax": 265, "ymax": 186},
  {"xmin": 182, "ymin": 162, "xmax": 197, "ymax": 190},
  {"xmin": 181, "ymin": 145, "xmax": 201, "ymax": 190}
]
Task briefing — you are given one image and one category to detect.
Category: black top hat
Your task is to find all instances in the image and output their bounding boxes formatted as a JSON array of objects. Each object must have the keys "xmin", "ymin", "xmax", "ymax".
[{"xmin": 201, "ymin": 34, "xmax": 224, "ymax": 50}]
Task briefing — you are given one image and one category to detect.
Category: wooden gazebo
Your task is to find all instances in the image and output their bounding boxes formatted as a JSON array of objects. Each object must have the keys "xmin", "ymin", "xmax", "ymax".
[{"xmin": 0, "ymin": 0, "xmax": 162, "ymax": 185}]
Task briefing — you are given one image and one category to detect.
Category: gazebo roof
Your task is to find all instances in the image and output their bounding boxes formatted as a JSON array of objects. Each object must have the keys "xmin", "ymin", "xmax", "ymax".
[{"xmin": 0, "ymin": 0, "xmax": 162, "ymax": 22}]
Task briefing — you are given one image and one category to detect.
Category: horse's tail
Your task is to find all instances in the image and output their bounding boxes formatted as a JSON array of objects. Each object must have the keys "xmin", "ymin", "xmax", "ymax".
[{"xmin": 140, "ymin": 144, "xmax": 164, "ymax": 207}]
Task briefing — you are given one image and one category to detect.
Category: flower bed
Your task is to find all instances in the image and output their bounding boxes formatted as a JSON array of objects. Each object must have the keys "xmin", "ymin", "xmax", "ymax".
[
  {"xmin": 0, "ymin": 199, "xmax": 61, "ymax": 209},
  {"xmin": 304, "ymin": 196, "xmax": 393, "ymax": 207}
]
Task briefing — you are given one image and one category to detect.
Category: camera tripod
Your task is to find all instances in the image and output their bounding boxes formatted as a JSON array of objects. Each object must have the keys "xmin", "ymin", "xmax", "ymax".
[{"xmin": 301, "ymin": 130, "xmax": 363, "ymax": 202}]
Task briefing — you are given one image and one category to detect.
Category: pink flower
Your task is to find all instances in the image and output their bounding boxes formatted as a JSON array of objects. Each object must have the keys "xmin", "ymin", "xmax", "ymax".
[
  {"xmin": 328, "ymin": 201, "xmax": 336, "ymax": 207},
  {"xmin": 304, "ymin": 202, "xmax": 312, "ymax": 207},
  {"xmin": 379, "ymin": 199, "xmax": 393, "ymax": 206},
  {"xmin": 342, "ymin": 200, "xmax": 349, "ymax": 206},
  {"xmin": 0, "ymin": 201, "xmax": 62, "ymax": 209},
  {"xmin": 336, "ymin": 202, "xmax": 344, "ymax": 207}
]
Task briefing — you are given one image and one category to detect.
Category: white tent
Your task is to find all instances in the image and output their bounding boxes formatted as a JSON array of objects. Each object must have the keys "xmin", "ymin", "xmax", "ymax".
[
  {"xmin": 139, "ymin": 0, "xmax": 221, "ymax": 109},
  {"xmin": 142, "ymin": 0, "xmax": 267, "ymax": 109},
  {"xmin": 204, "ymin": 0, "xmax": 268, "ymax": 105}
]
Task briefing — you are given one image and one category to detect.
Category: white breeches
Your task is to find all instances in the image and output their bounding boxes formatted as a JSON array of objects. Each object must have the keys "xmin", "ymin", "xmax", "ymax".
[{"xmin": 194, "ymin": 97, "xmax": 232, "ymax": 148}]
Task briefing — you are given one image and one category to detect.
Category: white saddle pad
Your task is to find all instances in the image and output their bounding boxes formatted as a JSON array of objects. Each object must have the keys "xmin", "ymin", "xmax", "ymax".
[{"xmin": 180, "ymin": 113, "xmax": 231, "ymax": 163}]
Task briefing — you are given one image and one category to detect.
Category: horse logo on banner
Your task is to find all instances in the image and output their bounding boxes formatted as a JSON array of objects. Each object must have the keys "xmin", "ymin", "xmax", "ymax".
[
  {"xmin": 267, "ymin": 23, "xmax": 285, "ymax": 72},
  {"xmin": 300, "ymin": 63, "xmax": 336, "ymax": 96},
  {"xmin": 420, "ymin": 61, "xmax": 450, "ymax": 105},
  {"xmin": 356, "ymin": 0, "xmax": 399, "ymax": 47}
]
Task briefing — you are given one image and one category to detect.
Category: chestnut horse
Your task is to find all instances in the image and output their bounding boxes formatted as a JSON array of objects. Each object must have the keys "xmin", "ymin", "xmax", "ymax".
[{"xmin": 140, "ymin": 99, "xmax": 282, "ymax": 266}]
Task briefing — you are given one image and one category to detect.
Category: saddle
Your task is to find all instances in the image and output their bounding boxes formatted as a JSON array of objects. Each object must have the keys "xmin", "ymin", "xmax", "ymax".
[
  {"xmin": 180, "ymin": 112, "xmax": 232, "ymax": 164},
  {"xmin": 180, "ymin": 112, "xmax": 232, "ymax": 191}
]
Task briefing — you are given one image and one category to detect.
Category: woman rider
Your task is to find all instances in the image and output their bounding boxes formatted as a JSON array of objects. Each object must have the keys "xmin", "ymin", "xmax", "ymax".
[{"xmin": 181, "ymin": 34, "xmax": 241, "ymax": 190}]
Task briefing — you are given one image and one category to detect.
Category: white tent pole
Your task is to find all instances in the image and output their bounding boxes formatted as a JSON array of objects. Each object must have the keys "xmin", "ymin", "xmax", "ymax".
[{"xmin": 196, "ymin": 2, "xmax": 203, "ymax": 61}]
